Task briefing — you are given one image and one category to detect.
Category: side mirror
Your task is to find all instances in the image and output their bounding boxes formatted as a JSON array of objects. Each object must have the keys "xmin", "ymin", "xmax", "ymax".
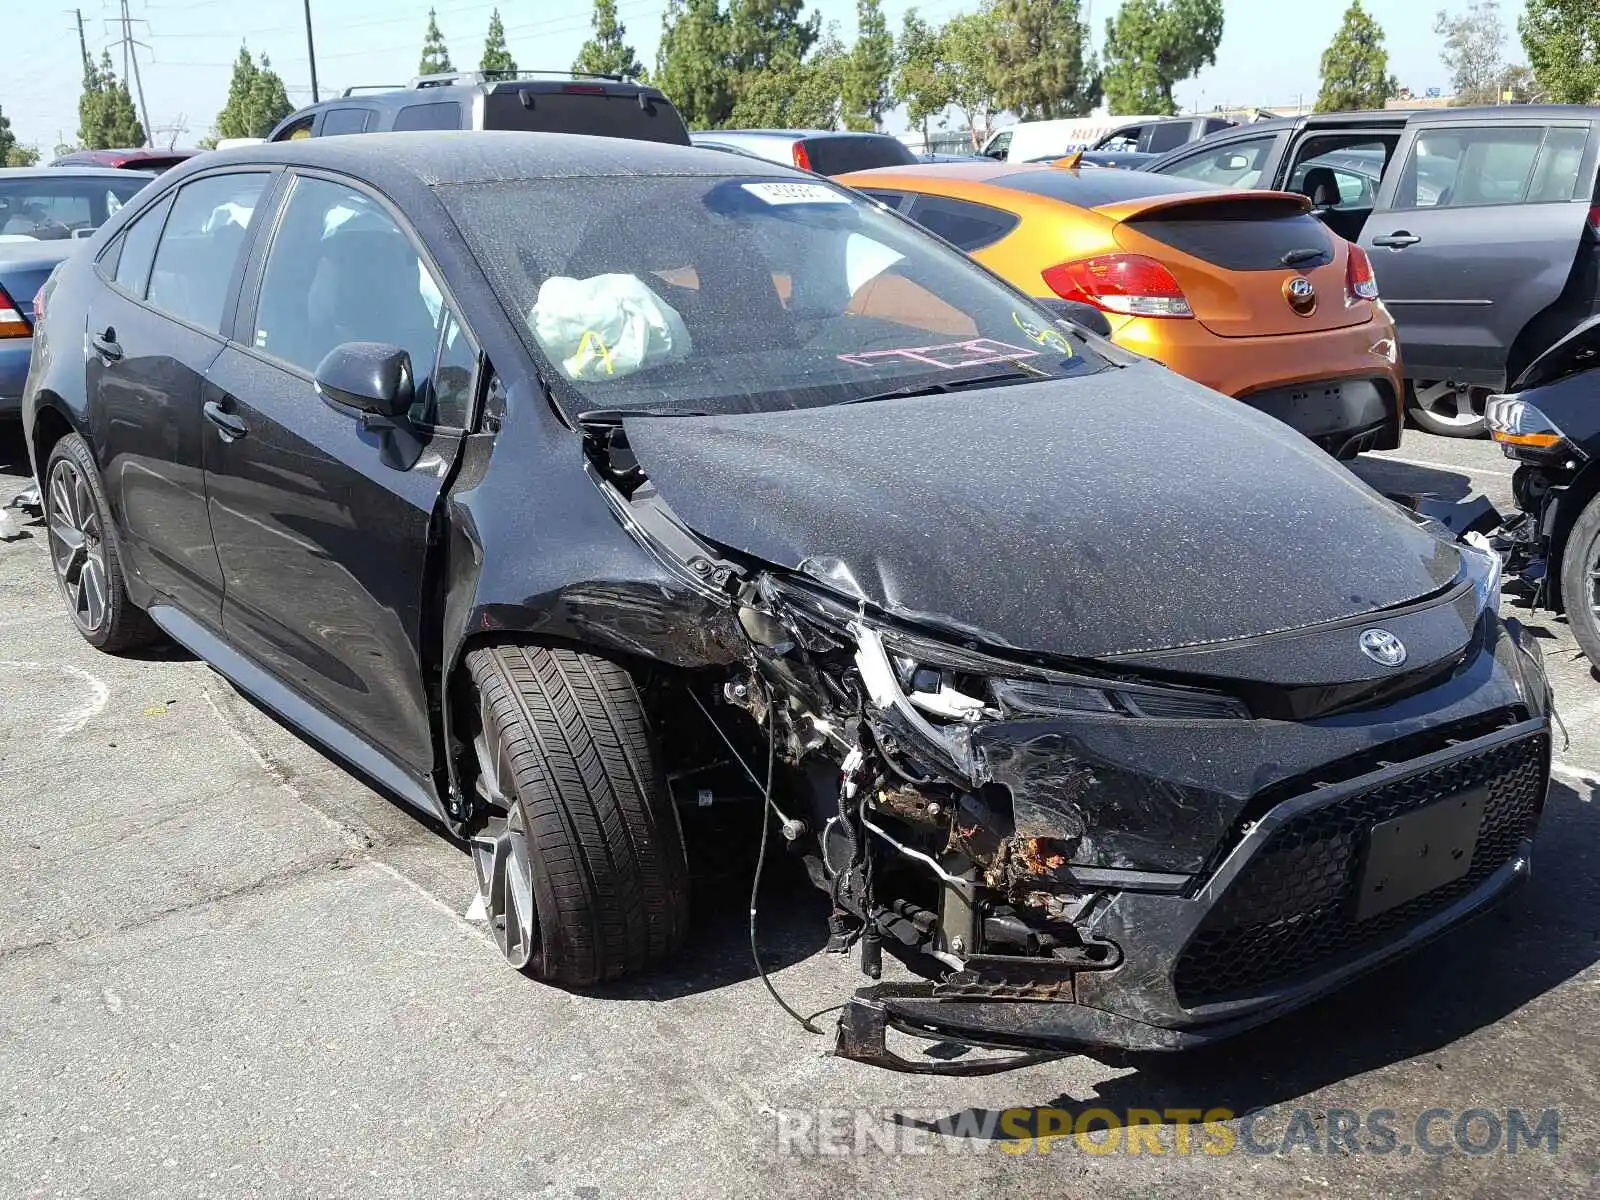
[{"xmin": 314, "ymin": 342, "xmax": 414, "ymax": 421}]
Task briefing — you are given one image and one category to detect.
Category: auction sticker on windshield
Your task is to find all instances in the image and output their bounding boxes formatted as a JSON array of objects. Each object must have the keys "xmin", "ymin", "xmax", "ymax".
[{"xmin": 741, "ymin": 182, "xmax": 850, "ymax": 205}]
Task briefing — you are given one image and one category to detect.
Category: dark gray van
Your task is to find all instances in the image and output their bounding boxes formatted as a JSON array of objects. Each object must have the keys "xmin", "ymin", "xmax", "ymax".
[
  {"xmin": 1147, "ymin": 106, "xmax": 1600, "ymax": 436},
  {"xmin": 268, "ymin": 70, "xmax": 690, "ymax": 148}
]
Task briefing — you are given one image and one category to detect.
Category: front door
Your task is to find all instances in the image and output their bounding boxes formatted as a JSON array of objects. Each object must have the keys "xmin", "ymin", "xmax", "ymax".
[
  {"xmin": 87, "ymin": 172, "xmax": 273, "ymax": 626},
  {"xmin": 201, "ymin": 173, "xmax": 478, "ymax": 772},
  {"xmin": 1363, "ymin": 120, "xmax": 1597, "ymax": 384}
]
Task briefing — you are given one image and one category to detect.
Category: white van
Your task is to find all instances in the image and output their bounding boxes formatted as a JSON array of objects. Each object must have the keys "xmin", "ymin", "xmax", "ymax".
[{"xmin": 981, "ymin": 114, "xmax": 1233, "ymax": 162}]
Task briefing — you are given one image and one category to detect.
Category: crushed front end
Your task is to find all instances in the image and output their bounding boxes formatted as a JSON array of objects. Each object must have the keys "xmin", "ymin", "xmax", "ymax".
[{"xmin": 720, "ymin": 563, "xmax": 1551, "ymax": 1073}]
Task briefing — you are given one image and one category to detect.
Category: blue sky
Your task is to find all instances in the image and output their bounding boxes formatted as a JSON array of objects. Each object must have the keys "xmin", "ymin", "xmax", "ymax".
[{"xmin": 6, "ymin": 0, "xmax": 1514, "ymax": 151}]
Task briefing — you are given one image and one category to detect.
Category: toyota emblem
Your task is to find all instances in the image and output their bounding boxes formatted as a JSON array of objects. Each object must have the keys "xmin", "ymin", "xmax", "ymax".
[
  {"xmin": 1284, "ymin": 275, "xmax": 1317, "ymax": 315},
  {"xmin": 1359, "ymin": 628, "xmax": 1407, "ymax": 667}
]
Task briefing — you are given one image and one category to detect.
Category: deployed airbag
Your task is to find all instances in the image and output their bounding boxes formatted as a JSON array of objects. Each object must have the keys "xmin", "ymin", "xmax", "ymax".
[{"xmin": 530, "ymin": 273, "xmax": 692, "ymax": 381}]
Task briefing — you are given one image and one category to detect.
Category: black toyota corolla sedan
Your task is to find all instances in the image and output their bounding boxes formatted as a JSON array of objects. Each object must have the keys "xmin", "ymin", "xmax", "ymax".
[{"xmin": 22, "ymin": 133, "xmax": 1552, "ymax": 1073}]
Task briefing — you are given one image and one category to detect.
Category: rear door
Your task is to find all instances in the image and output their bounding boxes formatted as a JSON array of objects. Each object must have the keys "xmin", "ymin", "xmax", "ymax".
[
  {"xmin": 1362, "ymin": 117, "xmax": 1598, "ymax": 382},
  {"xmin": 201, "ymin": 171, "xmax": 476, "ymax": 772},
  {"xmin": 85, "ymin": 170, "xmax": 274, "ymax": 626}
]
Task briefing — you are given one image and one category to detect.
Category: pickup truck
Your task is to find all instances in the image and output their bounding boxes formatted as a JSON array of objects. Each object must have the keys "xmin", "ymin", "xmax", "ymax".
[{"xmin": 1144, "ymin": 105, "xmax": 1600, "ymax": 437}]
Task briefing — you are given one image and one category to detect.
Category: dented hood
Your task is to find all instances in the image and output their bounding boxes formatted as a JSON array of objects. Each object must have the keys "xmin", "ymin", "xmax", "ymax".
[{"xmin": 625, "ymin": 362, "xmax": 1460, "ymax": 659}]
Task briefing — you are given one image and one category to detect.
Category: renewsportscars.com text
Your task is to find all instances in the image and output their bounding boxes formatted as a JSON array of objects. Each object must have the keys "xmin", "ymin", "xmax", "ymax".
[{"xmin": 775, "ymin": 1106, "xmax": 1560, "ymax": 1157}]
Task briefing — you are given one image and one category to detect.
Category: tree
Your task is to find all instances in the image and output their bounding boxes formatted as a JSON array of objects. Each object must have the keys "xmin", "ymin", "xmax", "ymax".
[
  {"xmin": 1497, "ymin": 62, "xmax": 1539, "ymax": 102},
  {"xmin": 7, "ymin": 145, "xmax": 40, "ymax": 167},
  {"xmin": 1102, "ymin": 0, "xmax": 1223, "ymax": 115},
  {"xmin": 942, "ymin": 7, "xmax": 1005, "ymax": 148},
  {"xmin": 0, "ymin": 106, "xmax": 15, "ymax": 167},
  {"xmin": 1520, "ymin": 0, "xmax": 1600, "ymax": 105},
  {"xmin": 481, "ymin": 9, "xmax": 518, "ymax": 76},
  {"xmin": 896, "ymin": 10, "xmax": 954, "ymax": 144},
  {"xmin": 575, "ymin": 0, "xmax": 644, "ymax": 78},
  {"xmin": 215, "ymin": 46, "xmax": 293, "ymax": 141},
  {"xmin": 79, "ymin": 51, "xmax": 145, "ymax": 149},
  {"xmin": 841, "ymin": 0, "xmax": 894, "ymax": 130},
  {"xmin": 656, "ymin": 0, "xmax": 735, "ymax": 128},
  {"xmin": 731, "ymin": 28, "xmax": 845, "ymax": 127},
  {"xmin": 419, "ymin": 8, "xmax": 454, "ymax": 77},
  {"xmin": 726, "ymin": 0, "xmax": 819, "ymax": 82},
  {"xmin": 1435, "ymin": 2, "xmax": 1506, "ymax": 105},
  {"xmin": 1315, "ymin": 1, "xmax": 1398, "ymax": 113},
  {"xmin": 991, "ymin": 0, "xmax": 1099, "ymax": 120}
]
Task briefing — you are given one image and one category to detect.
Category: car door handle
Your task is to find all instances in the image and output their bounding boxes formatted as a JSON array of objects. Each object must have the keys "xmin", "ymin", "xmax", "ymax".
[
  {"xmin": 91, "ymin": 329, "xmax": 122, "ymax": 361},
  {"xmin": 203, "ymin": 399, "xmax": 248, "ymax": 442},
  {"xmin": 1371, "ymin": 232, "xmax": 1422, "ymax": 249}
]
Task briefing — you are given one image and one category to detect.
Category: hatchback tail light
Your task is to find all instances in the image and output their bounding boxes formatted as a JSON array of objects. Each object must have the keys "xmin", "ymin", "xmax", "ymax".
[
  {"xmin": 1041, "ymin": 253, "xmax": 1193, "ymax": 319},
  {"xmin": 1346, "ymin": 243, "xmax": 1380, "ymax": 303},
  {"xmin": 0, "ymin": 285, "xmax": 28, "ymax": 340},
  {"xmin": 791, "ymin": 141, "xmax": 813, "ymax": 172},
  {"xmin": 1588, "ymin": 204, "xmax": 1600, "ymax": 239}
]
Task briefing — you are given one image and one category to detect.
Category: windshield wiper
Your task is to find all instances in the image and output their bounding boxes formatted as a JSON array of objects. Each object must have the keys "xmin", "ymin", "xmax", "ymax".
[
  {"xmin": 576, "ymin": 407, "xmax": 712, "ymax": 425},
  {"xmin": 1280, "ymin": 247, "xmax": 1327, "ymax": 266},
  {"xmin": 840, "ymin": 367, "xmax": 1045, "ymax": 406}
]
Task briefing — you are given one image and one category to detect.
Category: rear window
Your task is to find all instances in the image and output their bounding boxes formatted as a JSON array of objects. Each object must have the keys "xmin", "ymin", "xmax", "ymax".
[
  {"xmin": 800, "ymin": 135, "xmax": 917, "ymax": 176},
  {"xmin": 998, "ymin": 167, "xmax": 1217, "ymax": 207},
  {"xmin": 1124, "ymin": 199, "xmax": 1333, "ymax": 271},
  {"xmin": 0, "ymin": 175, "xmax": 150, "ymax": 240},
  {"xmin": 483, "ymin": 90, "xmax": 689, "ymax": 145}
]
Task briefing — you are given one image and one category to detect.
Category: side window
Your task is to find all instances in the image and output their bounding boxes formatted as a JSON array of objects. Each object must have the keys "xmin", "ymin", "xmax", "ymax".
[
  {"xmin": 392, "ymin": 102, "xmax": 462, "ymax": 132},
  {"xmin": 146, "ymin": 173, "xmax": 269, "ymax": 333},
  {"xmin": 319, "ymin": 108, "xmax": 372, "ymax": 136},
  {"xmin": 1527, "ymin": 127, "xmax": 1590, "ymax": 203},
  {"xmin": 429, "ymin": 313, "xmax": 477, "ymax": 429},
  {"xmin": 107, "ymin": 193, "xmax": 173, "ymax": 296},
  {"xmin": 251, "ymin": 175, "xmax": 452, "ymax": 425},
  {"xmin": 986, "ymin": 131, "xmax": 1011, "ymax": 160},
  {"xmin": 1157, "ymin": 135, "xmax": 1275, "ymax": 187},
  {"xmin": 1288, "ymin": 141, "xmax": 1388, "ymax": 209},
  {"xmin": 273, "ymin": 115, "xmax": 315, "ymax": 142},
  {"xmin": 1205, "ymin": 118, "xmax": 1234, "ymax": 135},
  {"xmin": 1400, "ymin": 126, "xmax": 1547, "ymax": 209},
  {"xmin": 905, "ymin": 194, "xmax": 1020, "ymax": 252},
  {"xmin": 859, "ymin": 189, "xmax": 910, "ymax": 211},
  {"xmin": 1144, "ymin": 122, "xmax": 1192, "ymax": 154}
]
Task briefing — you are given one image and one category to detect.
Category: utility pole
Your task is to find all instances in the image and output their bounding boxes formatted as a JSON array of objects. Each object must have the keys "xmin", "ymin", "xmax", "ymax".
[
  {"xmin": 108, "ymin": 0, "xmax": 153, "ymax": 147},
  {"xmin": 303, "ymin": 0, "xmax": 320, "ymax": 103},
  {"xmin": 74, "ymin": 8, "xmax": 90, "ymax": 77}
]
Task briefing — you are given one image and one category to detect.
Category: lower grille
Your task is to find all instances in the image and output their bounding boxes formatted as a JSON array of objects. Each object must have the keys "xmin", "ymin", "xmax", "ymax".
[{"xmin": 1173, "ymin": 733, "xmax": 1547, "ymax": 1007}]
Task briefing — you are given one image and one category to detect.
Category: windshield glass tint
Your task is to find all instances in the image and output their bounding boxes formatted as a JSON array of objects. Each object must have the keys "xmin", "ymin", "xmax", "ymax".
[{"xmin": 440, "ymin": 174, "xmax": 1105, "ymax": 417}]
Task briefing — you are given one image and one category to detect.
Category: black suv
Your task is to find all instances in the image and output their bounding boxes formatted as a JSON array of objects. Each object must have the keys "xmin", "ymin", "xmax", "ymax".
[
  {"xmin": 1146, "ymin": 106, "xmax": 1600, "ymax": 437},
  {"xmin": 268, "ymin": 70, "xmax": 689, "ymax": 146}
]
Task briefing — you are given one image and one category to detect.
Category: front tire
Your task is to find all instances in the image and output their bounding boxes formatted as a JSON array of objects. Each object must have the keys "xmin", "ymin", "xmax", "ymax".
[
  {"xmin": 43, "ymin": 433, "xmax": 157, "ymax": 653},
  {"xmin": 466, "ymin": 644, "xmax": 690, "ymax": 985},
  {"xmin": 1560, "ymin": 495, "xmax": 1600, "ymax": 672},
  {"xmin": 1406, "ymin": 380, "xmax": 1490, "ymax": 438}
]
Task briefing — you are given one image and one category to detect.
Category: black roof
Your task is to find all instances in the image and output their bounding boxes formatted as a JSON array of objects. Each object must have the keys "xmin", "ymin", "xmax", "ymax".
[
  {"xmin": 173, "ymin": 131, "xmax": 795, "ymax": 192},
  {"xmin": 997, "ymin": 165, "xmax": 1216, "ymax": 206}
]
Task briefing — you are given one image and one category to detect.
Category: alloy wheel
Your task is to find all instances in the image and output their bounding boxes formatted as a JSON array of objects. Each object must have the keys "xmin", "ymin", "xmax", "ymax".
[
  {"xmin": 469, "ymin": 730, "xmax": 538, "ymax": 970},
  {"xmin": 1412, "ymin": 380, "xmax": 1490, "ymax": 431},
  {"xmin": 46, "ymin": 458, "xmax": 110, "ymax": 635}
]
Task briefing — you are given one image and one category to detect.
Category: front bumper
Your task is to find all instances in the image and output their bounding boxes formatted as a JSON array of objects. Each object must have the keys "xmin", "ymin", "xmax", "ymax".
[{"xmin": 835, "ymin": 621, "xmax": 1552, "ymax": 1072}]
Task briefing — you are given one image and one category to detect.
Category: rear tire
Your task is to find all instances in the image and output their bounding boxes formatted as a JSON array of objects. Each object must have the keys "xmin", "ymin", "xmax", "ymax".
[
  {"xmin": 1406, "ymin": 380, "xmax": 1490, "ymax": 438},
  {"xmin": 466, "ymin": 644, "xmax": 689, "ymax": 986},
  {"xmin": 43, "ymin": 433, "xmax": 158, "ymax": 653},
  {"xmin": 1559, "ymin": 495, "xmax": 1600, "ymax": 672}
]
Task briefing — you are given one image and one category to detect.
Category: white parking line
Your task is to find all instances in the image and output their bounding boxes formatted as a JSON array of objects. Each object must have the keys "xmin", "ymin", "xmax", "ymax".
[{"xmin": 1379, "ymin": 453, "xmax": 1514, "ymax": 478}]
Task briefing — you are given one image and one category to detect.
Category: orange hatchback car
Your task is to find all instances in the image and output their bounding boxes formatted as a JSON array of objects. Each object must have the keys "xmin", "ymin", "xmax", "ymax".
[{"xmin": 840, "ymin": 160, "xmax": 1404, "ymax": 457}]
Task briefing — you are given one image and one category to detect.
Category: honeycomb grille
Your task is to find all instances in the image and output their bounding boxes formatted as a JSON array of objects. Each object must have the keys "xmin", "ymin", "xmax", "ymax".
[{"xmin": 1173, "ymin": 733, "xmax": 1547, "ymax": 1007}]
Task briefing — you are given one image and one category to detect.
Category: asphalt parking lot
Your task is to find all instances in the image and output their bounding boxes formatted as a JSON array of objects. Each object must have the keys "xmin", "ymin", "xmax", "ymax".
[{"xmin": 2, "ymin": 422, "xmax": 1598, "ymax": 1199}]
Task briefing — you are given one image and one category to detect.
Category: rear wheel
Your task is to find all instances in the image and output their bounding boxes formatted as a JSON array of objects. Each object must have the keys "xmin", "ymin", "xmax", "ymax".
[
  {"xmin": 44, "ymin": 434, "xmax": 157, "ymax": 653},
  {"xmin": 1406, "ymin": 380, "xmax": 1490, "ymax": 438},
  {"xmin": 465, "ymin": 644, "xmax": 689, "ymax": 985},
  {"xmin": 1559, "ymin": 495, "xmax": 1600, "ymax": 672}
]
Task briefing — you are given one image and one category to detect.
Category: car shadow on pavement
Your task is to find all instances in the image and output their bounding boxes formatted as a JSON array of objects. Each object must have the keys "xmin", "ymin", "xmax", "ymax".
[
  {"xmin": 0, "ymin": 424, "xmax": 29, "ymax": 478},
  {"xmin": 1347, "ymin": 454, "xmax": 1479, "ymax": 504},
  {"xmin": 895, "ymin": 779, "xmax": 1600, "ymax": 1136}
]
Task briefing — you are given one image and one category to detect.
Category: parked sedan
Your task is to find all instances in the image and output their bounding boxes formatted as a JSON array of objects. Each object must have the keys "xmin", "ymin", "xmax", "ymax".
[
  {"xmin": 842, "ymin": 159, "xmax": 1404, "ymax": 457},
  {"xmin": 0, "ymin": 167, "xmax": 154, "ymax": 417},
  {"xmin": 24, "ymin": 133, "xmax": 1551, "ymax": 1073},
  {"xmin": 689, "ymin": 129, "xmax": 916, "ymax": 174}
]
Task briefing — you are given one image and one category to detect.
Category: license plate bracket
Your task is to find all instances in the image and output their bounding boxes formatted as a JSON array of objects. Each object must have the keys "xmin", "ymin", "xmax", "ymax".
[{"xmin": 1356, "ymin": 787, "xmax": 1488, "ymax": 921}]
